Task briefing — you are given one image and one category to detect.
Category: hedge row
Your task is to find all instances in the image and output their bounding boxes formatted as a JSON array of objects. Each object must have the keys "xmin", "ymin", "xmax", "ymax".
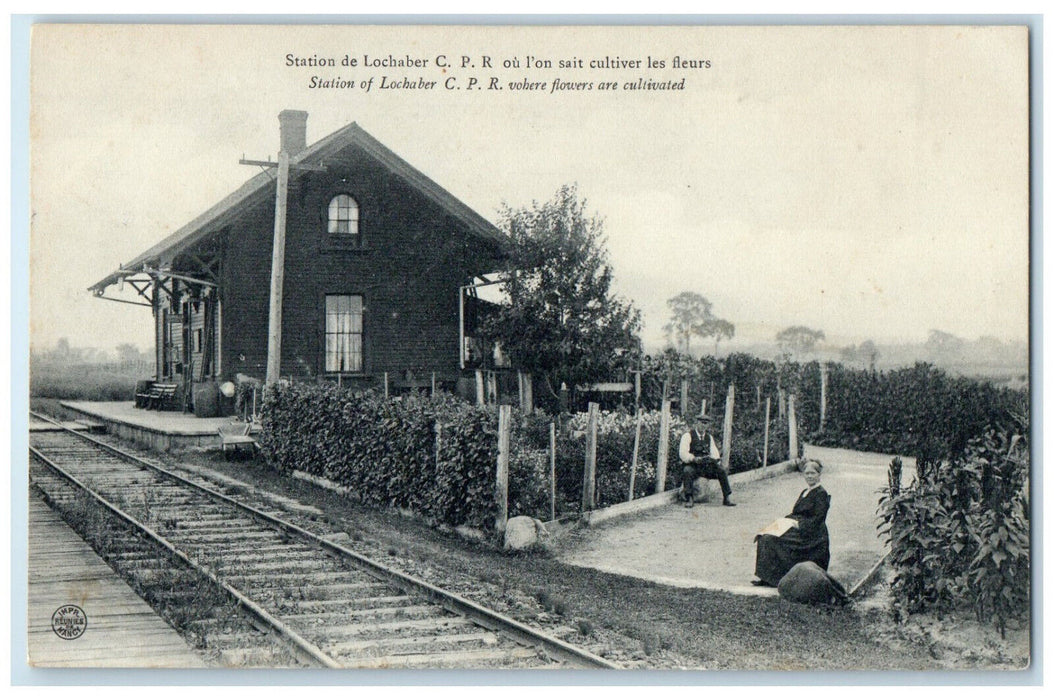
[
  {"xmin": 260, "ymin": 355, "xmax": 1025, "ymax": 528},
  {"xmin": 260, "ymin": 384, "xmax": 500, "ymax": 530},
  {"xmin": 260, "ymin": 383, "xmax": 774, "ymax": 525},
  {"xmin": 259, "ymin": 384, "xmax": 635, "ymax": 528},
  {"xmin": 812, "ymin": 363, "xmax": 1027, "ymax": 459},
  {"xmin": 639, "ymin": 351, "xmax": 810, "ymax": 419},
  {"xmin": 640, "ymin": 351, "xmax": 1027, "ymax": 460}
]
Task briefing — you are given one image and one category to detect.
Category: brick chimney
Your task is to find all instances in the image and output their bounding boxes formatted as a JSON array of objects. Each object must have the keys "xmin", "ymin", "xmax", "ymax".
[{"xmin": 278, "ymin": 110, "xmax": 308, "ymax": 155}]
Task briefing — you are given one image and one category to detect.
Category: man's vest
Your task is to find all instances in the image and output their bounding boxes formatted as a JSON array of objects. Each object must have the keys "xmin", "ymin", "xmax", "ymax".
[{"xmin": 686, "ymin": 428, "xmax": 720, "ymax": 463}]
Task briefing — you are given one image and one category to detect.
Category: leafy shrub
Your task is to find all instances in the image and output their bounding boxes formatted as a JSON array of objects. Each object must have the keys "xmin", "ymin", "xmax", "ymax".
[
  {"xmin": 260, "ymin": 384, "xmax": 499, "ymax": 530},
  {"xmin": 726, "ymin": 397, "xmax": 791, "ymax": 474},
  {"xmin": 508, "ymin": 445, "xmax": 552, "ymax": 521},
  {"xmin": 559, "ymin": 409, "xmax": 687, "ymax": 509},
  {"xmin": 877, "ymin": 425, "xmax": 1030, "ymax": 635}
]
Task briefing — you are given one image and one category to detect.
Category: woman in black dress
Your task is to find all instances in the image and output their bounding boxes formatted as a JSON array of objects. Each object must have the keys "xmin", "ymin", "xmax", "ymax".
[{"xmin": 752, "ymin": 459, "xmax": 831, "ymax": 587}]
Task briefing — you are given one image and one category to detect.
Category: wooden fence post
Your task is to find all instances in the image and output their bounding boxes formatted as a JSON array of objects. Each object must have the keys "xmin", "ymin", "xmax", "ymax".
[
  {"xmin": 634, "ymin": 371, "xmax": 641, "ymax": 411},
  {"xmin": 762, "ymin": 397, "xmax": 771, "ymax": 468},
  {"xmin": 819, "ymin": 363, "xmax": 828, "ymax": 432},
  {"xmin": 788, "ymin": 394, "xmax": 799, "ymax": 460},
  {"xmin": 431, "ymin": 371, "xmax": 437, "ymax": 396},
  {"xmin": 582, "ymin": 402, "xmax": 599, "ymax": 512},
  {"xmin": 496, "ymin": 405, "xmax": 511, "ymax": 532},
  {"xmin": 549, "ymin": 421, "xmax": 557, "ymax": 522},
  {"xmin": 628, "ymin": 409, "xmax": 642, "ymax": 502},
  {"xmin": 383, "ymin": 371, "xmax": 389, "ymax": 399},
  {"xmin": 518, "ymin": 371, "xmax": 533, "ymax": 413},
  {"xmin": 655, "ymin": 399, "xmax": 671, "ymax": 494},
  {"xmin": 680, "ymin": 379, "xmax": 689, "ymax": 418},
  {"xmin": 475, "ymin": 369, "xmax": 485, "ymax": 406},
  {"xmin": 721, "ymin": 383, "xmax": 735, "ymax": 472}
]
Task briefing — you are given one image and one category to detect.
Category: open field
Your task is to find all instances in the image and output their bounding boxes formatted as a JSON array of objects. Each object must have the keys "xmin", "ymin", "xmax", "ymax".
[{"xmin": 31, "ymin": 360, "xmax": 145, "ymax": 402}]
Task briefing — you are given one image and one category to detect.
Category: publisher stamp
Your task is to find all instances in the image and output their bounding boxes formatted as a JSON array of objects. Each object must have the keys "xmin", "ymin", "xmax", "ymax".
[{"xmin": 51, "ymin": 605, "xmax": 87, "ymax": 640}]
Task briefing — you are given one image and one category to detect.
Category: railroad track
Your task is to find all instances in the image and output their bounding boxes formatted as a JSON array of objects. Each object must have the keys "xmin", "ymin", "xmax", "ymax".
[{"xmin": 28, "ymin": 412, "xmax": 619, "ymax": 670}]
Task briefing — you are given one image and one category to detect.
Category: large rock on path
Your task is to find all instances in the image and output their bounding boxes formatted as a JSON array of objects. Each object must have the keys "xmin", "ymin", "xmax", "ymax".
[
  {"xmin": 777, "ymin": 561, "xmax": 849, "ymax": 606},
  {"xmin": 504, "ymin": 516, "xmax": 548, "ymax": 550}
]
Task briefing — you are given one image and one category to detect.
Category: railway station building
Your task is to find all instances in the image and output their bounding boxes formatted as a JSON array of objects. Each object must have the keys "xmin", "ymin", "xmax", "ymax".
[{"xmin": 88, "ymin": 111, "xmax": 509, "ymax": 413}]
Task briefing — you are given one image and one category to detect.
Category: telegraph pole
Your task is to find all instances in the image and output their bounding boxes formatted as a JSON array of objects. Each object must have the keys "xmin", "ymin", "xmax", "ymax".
[
  {"xmin": 240, "ymin": 111, "xmax": 323, "ymax": 386},
  {"xmin": 265, "ymin": 149, "xmax": 290, "ymax": 386}
]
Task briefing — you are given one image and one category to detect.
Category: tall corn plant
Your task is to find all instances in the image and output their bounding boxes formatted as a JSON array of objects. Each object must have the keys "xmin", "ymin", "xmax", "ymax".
[
  {"xmin": 933, "ymin": 456, "xmax": 981, "ymax": 601},
  {"xmin": 877, "ymin": 424, "xmax": 1030, "ymax": 634},
  {"xmin": 877, "ymin": 456, "xmax": 953, "ymax": 619},
  {"xmin": 967, "ymin": 428, "xmax": 1030, "ymax": 637}
]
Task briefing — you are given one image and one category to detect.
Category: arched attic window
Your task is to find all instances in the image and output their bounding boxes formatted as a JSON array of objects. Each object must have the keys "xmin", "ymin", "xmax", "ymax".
[{"xmin": 327, "ymin": 194, "xmax": 359, "ymax": 235}]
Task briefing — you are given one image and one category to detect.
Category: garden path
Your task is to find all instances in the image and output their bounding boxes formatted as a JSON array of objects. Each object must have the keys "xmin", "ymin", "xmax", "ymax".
[{"xmin": 553, "ymin": 445, "xmax": 916, "ymax": 596}]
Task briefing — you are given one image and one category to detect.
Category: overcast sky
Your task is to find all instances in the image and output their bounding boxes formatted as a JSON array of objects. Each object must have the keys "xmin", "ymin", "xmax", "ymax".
[{"xmin": 29, "ymin": 24, "xmax": 1030, "ymax": 355}]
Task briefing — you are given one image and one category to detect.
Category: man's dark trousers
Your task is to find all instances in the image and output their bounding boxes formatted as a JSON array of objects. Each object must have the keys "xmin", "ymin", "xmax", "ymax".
[{"xmin": 682, "ymin": 460, "xmax": 732, "ymax": 500}]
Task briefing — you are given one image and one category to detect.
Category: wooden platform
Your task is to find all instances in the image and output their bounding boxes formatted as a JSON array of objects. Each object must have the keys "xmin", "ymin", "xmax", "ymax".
[
  {"xmin": 27, "ymin": 495, "xmax": 206, "ymax": 667},
  {"xmin": 60, "ymin": 400, "xmax": 253, "ymax": 451}
]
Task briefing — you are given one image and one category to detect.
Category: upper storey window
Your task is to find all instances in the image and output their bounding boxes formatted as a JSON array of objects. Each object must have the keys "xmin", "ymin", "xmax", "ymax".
[{"xmin": 327, "ymin": 194, "xmax": 359, "ymax": 235}]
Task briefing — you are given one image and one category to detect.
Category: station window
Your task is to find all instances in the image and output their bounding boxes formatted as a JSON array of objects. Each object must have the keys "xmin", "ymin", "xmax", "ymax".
[
  {"xmin": 327, "ymin": 194, "xmax": 360, "ymax": 235},
  {"xmin": 325, "ymin": 294, "xmax": 363, "ymax": 373}
]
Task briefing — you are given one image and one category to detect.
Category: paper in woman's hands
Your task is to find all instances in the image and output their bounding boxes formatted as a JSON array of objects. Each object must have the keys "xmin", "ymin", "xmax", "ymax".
[{"xmin": 758, "ymin": 517, "xmax": 798, "ymax": 537}]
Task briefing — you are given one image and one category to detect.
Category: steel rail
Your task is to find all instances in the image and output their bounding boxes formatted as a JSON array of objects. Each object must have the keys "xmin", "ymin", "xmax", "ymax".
[
  {"xmin": 28, "ymin": 442, "xmax": 340, "ymax": 668},
  {"xmin": 29, "ymin": 411, "xmax": 619, "ymax": 670}
]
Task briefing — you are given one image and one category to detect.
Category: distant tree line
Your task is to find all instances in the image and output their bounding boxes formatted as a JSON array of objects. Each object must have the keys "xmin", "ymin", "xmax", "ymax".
[
  {"xmin": 658, "ymin": 294, "xmax": 1024, "ymax": 379},
  {"xmin": 34, "ymin": 337, "xmax": 151, "ymax": 366}
]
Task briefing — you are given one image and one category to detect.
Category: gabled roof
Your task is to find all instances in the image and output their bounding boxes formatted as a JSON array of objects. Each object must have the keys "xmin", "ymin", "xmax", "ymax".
[{"xmin": 89, "ymin": 121, "xmax": 506, "ymax": 293}]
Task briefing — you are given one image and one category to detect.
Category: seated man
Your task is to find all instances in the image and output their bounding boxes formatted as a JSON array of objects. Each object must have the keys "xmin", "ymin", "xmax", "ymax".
[{"xmin": 679, "ymin": 410, "xmax": 736, "ymax": 508}]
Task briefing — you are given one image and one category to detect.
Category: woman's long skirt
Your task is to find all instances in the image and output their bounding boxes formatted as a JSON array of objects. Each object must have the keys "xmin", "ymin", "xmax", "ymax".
[{"xmin": 754, "ymin": 530, "xmax": 830, "ymax": 586}]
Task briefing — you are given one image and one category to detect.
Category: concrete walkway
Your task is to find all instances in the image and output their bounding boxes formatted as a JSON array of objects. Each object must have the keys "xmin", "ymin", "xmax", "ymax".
[{"xmin": 554, "ymin": 445, "xmax": 915, "ymax": 596}]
